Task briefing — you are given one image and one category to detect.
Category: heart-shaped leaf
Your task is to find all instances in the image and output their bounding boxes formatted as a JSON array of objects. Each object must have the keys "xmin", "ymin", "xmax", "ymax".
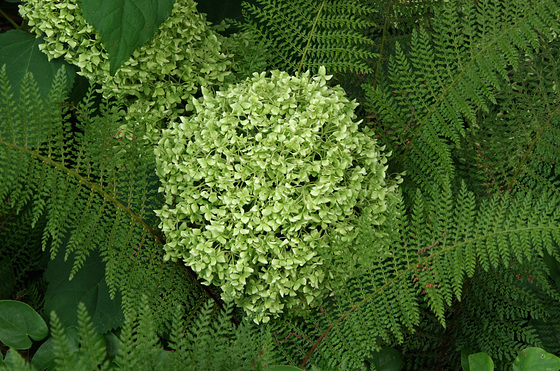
[
  {"xmin": 0, "ymin": 300, "xmax": 48, "ymax": 349},
  {"xmin": 78, "ymin": 0, "xmax": 175, "ymax": 74},
  {"xmin": 0, "ymin": 349, "xmax": 28, "ymax": 369}
]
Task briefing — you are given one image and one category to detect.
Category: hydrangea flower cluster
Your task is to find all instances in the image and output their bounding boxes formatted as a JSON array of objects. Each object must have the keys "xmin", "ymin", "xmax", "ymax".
[
  {"xmin": 20, "ymin": 0, "xmax": 231, "ymax": 130},
  {"xmin": 155, "ymin": 67, "xmax": 395, "ymax": 322}
]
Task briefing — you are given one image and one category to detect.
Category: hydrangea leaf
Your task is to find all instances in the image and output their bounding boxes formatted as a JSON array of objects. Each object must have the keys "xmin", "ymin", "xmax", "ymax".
[
  {"xmin": 78, "ymin": 0, "xmax": 175, "ymax": 74},
  {"xmin": 21, "ymin": 0, "xmax": 230, "ymax": 131},
  {"xmin": 0, "ymin": 30, "xmax": 76, "ymax": 98}
]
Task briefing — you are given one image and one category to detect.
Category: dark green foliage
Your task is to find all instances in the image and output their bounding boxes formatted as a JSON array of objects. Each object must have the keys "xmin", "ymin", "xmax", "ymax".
[
  {"xmin": 78, "ymin": 0, "xmax": 176, "ymax": 74},
  {"xmin": 44, "ymin": 300, "xmax": 270, "ymax": 370},
  {"xmin": 0, "ymin": 30, "xmax": 77, "ymax": 99},
  {"xmin": 216, "ymin": 26, "xmax": 270, "ymax": 82},
  {"xmin": 0, "ymin": 300, "xmax": 48, "ymax": 350},
  {"xmin": 0, "ymin": 66, "xmax": 216, "ymax": 336},
  {"xmin": 529, "ymin": 299, "xmax": 560, "ymax": 356},
  {"xmin": 43, "ymin": 250, "xmax": 124, "ymax": 334},
  {"xmin": 450, "ymin": 268, "xmax": 546, "ymax": 365},
  {"xmin": 364, "ymin": 0, "xmax": 560, "ymax": 198},
  {"xmin": 399, "ymin": 308, "xmax": 450, "ymax": 370},
  {"xmin": 238, "ymin": 0, "xmax": 377, "ymax": 75},
  {"xmin": 166, "ymin": 300, "xmax": 272, "ymax": 369},
  {"xmin": 268, "ymin": 183, "xmax": 560, "ymax": 369},
  {"xmin": 3, "ymin": 0, "xmax": 560, "ymax": 369},
  {"xmin": 0, "ymin": 202, "xmax": 48, "ymax": 308},
  {"xmin": 237, "ymin": 0, "xmax": 441, "ymax": 114},
  {"xmin": 464, "ymin": 37, "xmax": 560, "ymax": 196}
]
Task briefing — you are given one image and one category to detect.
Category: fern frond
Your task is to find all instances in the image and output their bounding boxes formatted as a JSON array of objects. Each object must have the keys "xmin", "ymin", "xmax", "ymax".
[
  {"xmin": 0, "ymin": 66, "xmax": 222, "ymax": 334},
  {"xmin": 365, "ymin": 0, "xmax": 441, "ymax": 87},
  {"xmin": 451, "ymin": 267, "xmax": 547, "ymax": 365},
  {"xmin": 50, "ymin": 311, "xmax": 78, "ymax": 370},
  {"xmin": 0, "ymin": 201, "xmax": 48, "ymax": 306},
  {"xmin": 462, "ymin": 37, "xmax": 560, "ymax": 197},
  {"xmin": 364, "ymin": 0, "xmax": 560, "ymax": 197},
  {"xmin": 115, "ymin": 297, "xmax": 269, "ymax": 370},
  {"xmin": 239, "ymin": 0, "xmax": 377, "ymax": 75},
  {"xmin": 265, "ymin": 182, "xmax": 560, "ymax": 369},
  {"xmin": 47, "ymin": 304, "xmax": 110, "ymax": 370},
  {"xmin": 529, "ymin": 298, "xmax": 560, "ymax": 356},
  {"xmin": 113, "ymin": 306, "xmax": 138, "ymax": 369},
  {"xmin": 168, "ymin": 304, "xmax": 187, "ymax": 354},
  {"xmin": 114, "ymin": 296, "xmax": 167, "ymax": 369},
  {"xmin": 75, "ymin": 302, "xmax": 109, "ymax": 369}
]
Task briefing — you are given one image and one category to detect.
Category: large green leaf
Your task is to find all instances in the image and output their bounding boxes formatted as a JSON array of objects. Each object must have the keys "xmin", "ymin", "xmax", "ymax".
[
  {"xmin": 466, "ymin": 353, "xmax": 494, "ymax": 371},
  {"xmin": 0, "ymin": 349, "xmax": 28, "ymax": 370},
  {"xmin": 0, "ymin": 300, "xmax": 48, "ymax": 349},
  {"xmin": 30, "ymin": 327, "xmax": 79, "ymax": 371},
  {"xmin": 78, "ymin": 0, "xmax": 176, "ymax": 74},
  {"xmin": 0, "ymin": 30, "xmax": 76, "ymax": 98},
  {"xmin": 513, "ymin": 347, "xmax": 560, "ymax": 371},
  {"xmin": 44, "ymin": 251, "xmax": 124, "ymax": 334},
  {"xmin": 368, "ymin": 347, "xmax": 405, "ymax": 371}
]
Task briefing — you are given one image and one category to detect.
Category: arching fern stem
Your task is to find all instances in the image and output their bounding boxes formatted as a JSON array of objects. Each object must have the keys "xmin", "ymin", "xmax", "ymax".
[
  {"xmin": 396, "ymin": 8, "xmax": 545, "ymax": 175},
  {"xmin": 0, "ymin": 137, "xmax": 233, "ymax": 323},
  {"xmin": 299, "ymin": 225, "xmax": 558, "ymax": 368},
  {"xmin": 297, "ymin": 1, "xmax": 325, "ymax": 75}
]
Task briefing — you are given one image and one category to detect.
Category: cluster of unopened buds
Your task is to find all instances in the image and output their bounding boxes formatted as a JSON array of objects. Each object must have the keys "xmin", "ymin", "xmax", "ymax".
[
  {"xmin": 509, "ymin": 262, "xmax": 536, "ymax": 282},
  {"xmin": 515, "ymin": 270, "xmax": 536, "ymax": 283},
  {"xmin": 422, "ymin": 283, "xmax": 439, "ymax": 295},
  {"xmin": 412, "ymin": 261, "xmax": 438, "ymax": 295}
]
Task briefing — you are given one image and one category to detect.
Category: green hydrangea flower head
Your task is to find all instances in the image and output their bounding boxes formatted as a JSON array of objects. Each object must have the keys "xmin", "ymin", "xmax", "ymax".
[
  {"xmin": 155, "ymin": 67, "xmax": 395, "ymax": 323},
  {"xmin": 20, "ymin": 0, "xmax": 231, "ymax": 130}
]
